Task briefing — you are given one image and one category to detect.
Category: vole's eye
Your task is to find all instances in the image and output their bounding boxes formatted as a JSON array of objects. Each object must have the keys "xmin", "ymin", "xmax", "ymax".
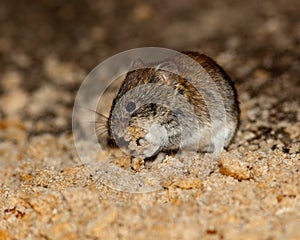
[{"xmin": 125, "ymin": 101, "xmax": 136, "ymax": 112}]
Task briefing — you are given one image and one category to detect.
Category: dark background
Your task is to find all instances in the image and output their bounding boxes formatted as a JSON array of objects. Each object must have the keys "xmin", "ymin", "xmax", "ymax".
[{"xmin": 0, "ymin": 0, "xmax": 299, "ymax": 134}]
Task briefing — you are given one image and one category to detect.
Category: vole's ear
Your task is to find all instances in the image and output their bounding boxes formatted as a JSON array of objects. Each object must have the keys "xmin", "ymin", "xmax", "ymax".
[
  {"xmin": 155, "ymin": 61, "xmax": 179, "ymax": 82},
  {"xmin": 129, "ymin": 58, "xmax": 144, "ymax": 71},
  {"xmin": 155, "ymin": 60, "xmax": 178, "ymax": 73}
]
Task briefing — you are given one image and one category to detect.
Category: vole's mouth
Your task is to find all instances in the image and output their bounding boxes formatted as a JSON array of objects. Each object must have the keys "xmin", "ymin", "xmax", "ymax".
[{"xmin": 115, "ymin": 135, "xmax": 161, "ymax": 159}]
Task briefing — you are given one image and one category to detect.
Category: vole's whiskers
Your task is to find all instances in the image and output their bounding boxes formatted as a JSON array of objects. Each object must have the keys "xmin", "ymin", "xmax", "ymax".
[
  {"xmin": 82, "ymin": 105, "xmax": 109, "ymax": 119},
  {"xmin": 95, "ymin": 129, "xmax": 108, "ymax": 138},
  {"xmin": 95, "ymin": 113, "xmax": 109, "ymax": 120},
  {"xmin": 95, "ymin": 121, "xmax": 108, "ymax": 134},
  {"xmin": 82, "ymin": 120, "xmax": 107, "ymax": 124},
  {"xmin": 95, "ymin": 117, "xmax": 108, "ymax": 121},
  {"xmin": 95, "ymin": 125, "xmax": 108, "ymax": 132},
  {"xmin": 76, "ymin": 105, "xmax": 110, "ymax": 141}
]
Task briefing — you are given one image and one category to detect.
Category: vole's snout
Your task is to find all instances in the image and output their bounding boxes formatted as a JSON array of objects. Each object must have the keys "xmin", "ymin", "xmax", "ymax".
[
  {"xmin": 115, "ymin": 136, "xmax": 130, "ymax": 148},
  {"xmin": 111, "ymin": 117, "xmax": 130, "ymax": 130}
]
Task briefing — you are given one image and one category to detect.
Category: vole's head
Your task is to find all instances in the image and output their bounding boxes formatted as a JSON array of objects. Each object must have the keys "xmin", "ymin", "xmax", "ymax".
[{"xmin": 107, "ymin": 65, "xmax": 184, "ymax": 158}]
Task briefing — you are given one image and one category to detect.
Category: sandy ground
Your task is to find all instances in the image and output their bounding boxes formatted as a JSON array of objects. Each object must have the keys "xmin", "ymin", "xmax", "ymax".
[{"xmin": 0, "ymin": 0, "xmax": 299, "ymax": 239}]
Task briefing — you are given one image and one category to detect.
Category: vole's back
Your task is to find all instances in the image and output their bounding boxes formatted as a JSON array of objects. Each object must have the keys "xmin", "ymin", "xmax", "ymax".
[{"xmin": 181, "ymin": 52, "xmax": 240, "ymax": 147}]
